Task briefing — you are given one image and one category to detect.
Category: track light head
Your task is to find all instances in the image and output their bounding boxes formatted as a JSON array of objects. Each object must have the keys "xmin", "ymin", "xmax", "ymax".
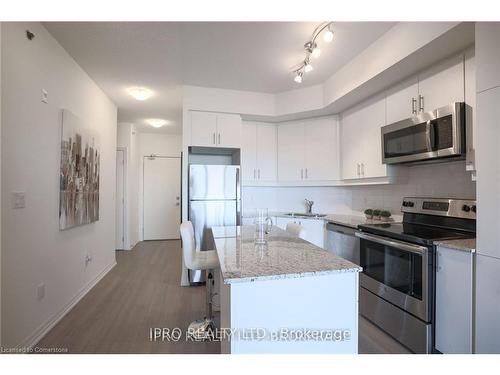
[{"xmin": 294, "ymin": 71, "xmax": 303, "ymax": 83}]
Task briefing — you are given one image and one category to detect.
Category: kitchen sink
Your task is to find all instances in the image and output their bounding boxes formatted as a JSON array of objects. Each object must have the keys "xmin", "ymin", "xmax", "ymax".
[{"xmin": 284, "ymin": 212, "xmax": 327, "ymax": 218}]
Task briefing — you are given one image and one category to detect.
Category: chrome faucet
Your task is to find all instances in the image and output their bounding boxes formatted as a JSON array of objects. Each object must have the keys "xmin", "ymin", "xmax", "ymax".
[{"xmin": 305, "ymin": 199, "xmax": 314, "ymax": 214}]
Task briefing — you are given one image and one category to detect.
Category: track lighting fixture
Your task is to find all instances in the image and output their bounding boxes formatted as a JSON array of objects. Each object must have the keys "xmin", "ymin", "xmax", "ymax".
[{"xmin": 290, "ymin": 22, "xmax": 334, "ymax": 83}]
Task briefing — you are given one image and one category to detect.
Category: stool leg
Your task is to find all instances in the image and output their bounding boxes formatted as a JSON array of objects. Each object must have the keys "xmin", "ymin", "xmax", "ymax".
[{"xmin": 207, "ymin": 270, "xmax": 213, "ymax": 320}]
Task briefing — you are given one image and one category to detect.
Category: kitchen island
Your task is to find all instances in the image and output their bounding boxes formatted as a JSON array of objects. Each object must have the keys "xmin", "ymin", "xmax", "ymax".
[{"xmin": 211, "ymin": 225, "xmax": 362, "ymax": 354}]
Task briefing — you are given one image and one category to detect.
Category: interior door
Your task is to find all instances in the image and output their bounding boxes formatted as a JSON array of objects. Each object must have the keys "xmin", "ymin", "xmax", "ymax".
[
  {"xmin": 143, "ymin": 156, "xmax": 181, "ymax": 240},
  {"xmin": 115, "ymin": 149, "xmax": 125, "ymax": 249}
]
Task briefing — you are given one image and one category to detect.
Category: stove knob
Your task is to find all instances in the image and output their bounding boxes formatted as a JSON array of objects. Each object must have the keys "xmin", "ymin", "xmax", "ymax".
[
  {"xmin": 408, "ymin": 201, "xmax": 415, "ymax": 208},
  {"xmin": 402, "ymin": 201, "xmax": 408, "ymax": 207},
  {"xmin": 462, "ymin": 204, "xmax": 471, "ymax": 212},
  {"xmin": 471, "ymin": 205, "xmax": 476, "ymax": 213}
]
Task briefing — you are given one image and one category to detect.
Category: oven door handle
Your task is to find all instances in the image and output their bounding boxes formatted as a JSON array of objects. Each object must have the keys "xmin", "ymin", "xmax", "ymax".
[{"xmin": 355, "ymin": 232, "xmax": 428, "ymax": 255}]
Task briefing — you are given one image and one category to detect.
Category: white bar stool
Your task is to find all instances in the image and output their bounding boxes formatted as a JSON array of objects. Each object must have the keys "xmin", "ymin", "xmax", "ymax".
[
  {"xmin": 286, "ymin": 222, "xmax": 307, "ymax": 240},
  {"xmin": 180, "ymin": 221, "xmax": 219, "ymax": 340}
]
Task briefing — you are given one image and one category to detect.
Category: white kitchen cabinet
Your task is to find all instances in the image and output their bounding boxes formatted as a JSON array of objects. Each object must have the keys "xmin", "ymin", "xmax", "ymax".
[
  {"xmin": 190, "ymin": 111, "xmax": 217, "ymax": 147},
  {"xmin": 464, "ymin": 48, "xmax": 476, "ymax": 172},
  {"xmin": 190, "ymin": 111, "xmax": 241, "ymax": 148},
  {"xmin": 304, "ymin": 117, "xmax": 339, "ymax": 181},
  {"xmin": 242, "ymin": 122, "xmax": 277, "ymax": 184},
  {"xmin": 278, "ymin": 117, "xmax": 339, "ymax": 183},
  {"xmin": 277, "ymin": 121, "xmax": 305, "ymax": 181},
  {"xmin": 476, "ymin": 22, "xmax": 500, "ymax": 93},
  {"xmin": 435, "ymin": 245, "xmax": 473, "ymax": 354},
  {"xmin": 216, "ymin": 113, "xmax": 242, "ymax": 148},
  {"xmin": 340, "ymin": 94, "xmax": 387, "ymax": 180},
  {"xmin": 475, "ymin": 253, "xmax": 500, "ymax": 353},
  {"xmin": 417, "ymin": 54, "xmax": 464, "ymax": 113},
  {"xmin": 275, "ymin": 217, "xmax": 324, "ymax": 248},
  {"xmin": 385, "ymin": 76, "xmax": 419, "ymax": 124}
]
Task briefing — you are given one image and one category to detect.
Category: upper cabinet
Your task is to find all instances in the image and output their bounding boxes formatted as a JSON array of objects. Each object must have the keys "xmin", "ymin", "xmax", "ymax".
[
  {"xmin": 476, "ymin": 22, "xmax": 500, "ymax": 92},
  {"xmin": 385, "ymin": 54, "xmax": 465, "ymax": 125},
  {"xmin": 190, "ymin": 110, "xmax": 242, "ymax": 148},
  {"xmin": 341, "ymin": 94, "xmax": 387, "ymax": 180},
  {"xmin": 241, "ymin": 122, "xmax": 277, "ymax": 184},
  {"xmin": 277, "ymin": 117, "xmax": 339, "ymax": 183},
  {"xmin": 417, "ymin": 54, "xmax": 464, "ymax": 112}
]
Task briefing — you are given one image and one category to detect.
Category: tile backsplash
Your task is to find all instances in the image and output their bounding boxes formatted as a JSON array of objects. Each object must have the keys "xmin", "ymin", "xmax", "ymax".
[{"xmin": 242, "ymin": 161, "xmax": 476, "ymax": 216}]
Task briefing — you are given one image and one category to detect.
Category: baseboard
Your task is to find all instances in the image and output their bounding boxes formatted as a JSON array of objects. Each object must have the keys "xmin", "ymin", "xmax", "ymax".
[{"xmin": 18, "ymin": 260, "xmax": 117, "ymax": 349}]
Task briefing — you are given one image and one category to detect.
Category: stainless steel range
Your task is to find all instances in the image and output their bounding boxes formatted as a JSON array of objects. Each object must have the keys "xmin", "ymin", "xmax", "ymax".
[{"xmin": 357, "ymin": 197, "xmax": 476, "ymax": 353}]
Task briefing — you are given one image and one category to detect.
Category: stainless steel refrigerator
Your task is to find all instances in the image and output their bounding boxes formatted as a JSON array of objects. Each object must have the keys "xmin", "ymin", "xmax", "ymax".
[{"xmin": 188, "ymin": 164, "xmax": 241, "ymax": 283}]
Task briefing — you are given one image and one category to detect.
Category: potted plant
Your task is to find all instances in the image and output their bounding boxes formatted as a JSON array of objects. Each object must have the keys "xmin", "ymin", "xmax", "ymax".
[
  {"xmin": 372, "ymin": 209, "xmax": 381, "ymax": 220},
  {"xmin": 364, "ymin": 209, "xmax": 373, "ymax": 219},
  {"xmin": 380, "ymin": 210, "xmax": 392, "ymax": 222}
]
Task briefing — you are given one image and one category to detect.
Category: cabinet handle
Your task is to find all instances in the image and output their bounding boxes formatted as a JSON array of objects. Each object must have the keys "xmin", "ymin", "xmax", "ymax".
[
  {"xmin": 253, "ymin": 169, "xmax": 256, "ymax": 179},
  {"xmin": 361, "ymin": 163, "xmax": 365, "ymax": 177},
  {"xmin": 419, "ymin": 95, "xmax": 424, "ymax": 112},
  {"xmin": 218, "ymin": 133, "xmax": 221, "ymax": 144},
  {"xmin": 301, "ymin": 169, "xmax": 304, "ymax": 179},
  {"xmin": 412, "ymin": 97, "xmax": 417, "ymax": 115},
  {"xmin": 357, "ymin": 163, "xmax": 360, "ymax": 177},
  {"xmin": 213, "ymin": 133, "xmax": 216, "ymax": 145},
  {"xmin": 305, "ymin": 168, "xmax": 308, "ymax": 179},
  {"xmin": 258, "ymin": 169, "xmax": 260, "ymax": 179}
]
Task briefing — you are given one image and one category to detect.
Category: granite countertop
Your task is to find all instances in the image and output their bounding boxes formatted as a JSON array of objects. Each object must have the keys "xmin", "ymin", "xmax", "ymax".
[
  {"xmin": 243, "ymin": 211, "xmax": 400, "ymax": 229},
  {"xmin": 434, "ymin": 238, "xmax": 476, "ymax": 253},
  {"xmin": 211, "ymin": 225, "xmax": 362, "ymax": 284}
]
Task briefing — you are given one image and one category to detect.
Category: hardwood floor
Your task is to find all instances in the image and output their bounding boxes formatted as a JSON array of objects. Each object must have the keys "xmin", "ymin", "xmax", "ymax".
[
  {"xmin": 37, "ymin": 240, "xmax": 410, "ymax": 354},
  {"xmin": 37, "ymin": 240, "xmax": 220, "ymax": 354}
]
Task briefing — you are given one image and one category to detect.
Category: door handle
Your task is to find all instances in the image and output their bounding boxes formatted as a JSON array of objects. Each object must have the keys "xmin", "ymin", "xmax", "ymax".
[
  {"xmin": 411, "ymin": 97, "xmax": 417, "ymax": 115},
  {"xmin": 418, "ymin": 95, "xmax": 424, "ymax": 112},
  {"xmin": 175, "ymin": 202, "xmax": 180, "ymax": 206}
]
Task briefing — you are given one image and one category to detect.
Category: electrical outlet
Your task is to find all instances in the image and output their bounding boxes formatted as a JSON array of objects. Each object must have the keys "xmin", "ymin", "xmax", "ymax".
[
  {"xmin": 12, "ymin": 191, "xmax": 26, "ymax": 209},
  {"xmin": 37, "ymin": 283, "xmax": 45, "ymax": 300},
  {"xmin": 41, "ymin": 89, "xmax": 48, "ymax": 104}
]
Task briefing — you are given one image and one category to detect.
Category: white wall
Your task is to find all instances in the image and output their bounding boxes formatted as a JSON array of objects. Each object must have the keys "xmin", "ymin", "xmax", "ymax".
[
  {"xmin": 138, "ymin": 133, "xmax": 182, "ymax": 241},
  {"xmin": 243, "ymin": 162, "xmax": 475, "ymax": 217},
  {"xmin": 1, "ymin": 22, "xmax": 117, "ymax": 347},
  {"xmin": 117, "ymin": 123, "xmax": 140, "ymax": 250}
]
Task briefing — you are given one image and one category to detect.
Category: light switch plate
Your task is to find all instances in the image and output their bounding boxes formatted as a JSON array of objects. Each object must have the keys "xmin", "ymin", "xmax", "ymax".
[{"xmin": 12, "ymin": 191, "xmax": 26, "ymax": 209}]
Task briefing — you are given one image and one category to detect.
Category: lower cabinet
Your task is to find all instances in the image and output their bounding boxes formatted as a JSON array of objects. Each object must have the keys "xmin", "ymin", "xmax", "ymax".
[
  {"xmin": 435, "ymin": 245, "xmax": 474, "ymax": 354},
  {"xmin": 275, "ymin": 217, "xmax": 325, "ymax": 248}
]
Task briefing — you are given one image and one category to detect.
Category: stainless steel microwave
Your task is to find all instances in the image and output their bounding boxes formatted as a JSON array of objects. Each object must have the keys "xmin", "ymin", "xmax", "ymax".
[{"xmin": 381, "ymin": 102, "xmax": 466, "ymax": 164}]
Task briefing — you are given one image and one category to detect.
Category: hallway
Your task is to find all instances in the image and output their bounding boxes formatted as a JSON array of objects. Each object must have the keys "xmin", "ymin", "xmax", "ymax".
[{"xmin": 37, "ymin": 241, "xmax": 220, "ymax": 353}]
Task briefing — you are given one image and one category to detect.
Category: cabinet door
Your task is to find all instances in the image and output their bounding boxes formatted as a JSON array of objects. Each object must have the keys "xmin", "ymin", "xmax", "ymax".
[
  {"xmin": 340, "ymin": 110, "xmax": 362, "ymax": 180},
  {"xmin": 435, "ymin": 246, "xmax": 473, "ymax": 354},
  {"xmin": 464, "ymin": 49, "xmax": 476, "ymax": 171},
  {"xmin": 304, "ymin": 117, "xmax": 339, "ymax": 181},
  {"xmin": 361, "ymin": 95, "xmax": 387, "ymax": 179},
  {"xmin": 277, "ymin": 122, "xmax": 305, "ymax": 181},
  {"xmin": 191, "ymin": 111, "xmax": 217, "ymax": 147},
  {"xmin": 299, "ymin": 219, "xmax": 325, "ymax": 248},
  {"xmin": 216, "ymin": 113, "xmax": 242, "ymax": 148},
  {"xmin": 418, "ymin": 54, "xmax": 465, "ymax": 112},
  {"xmin": 256, "ymin": 123, "xmax": 277, "ymax": 182},
  {"xmin": 386, "ymin": 76, "xmax": 419, "ymax": 124},
  {"xmin": 241, "ymin": 122, "xmax": 257, "ymax": 183},
  {"xmin": 476, "ymin": 22, "xmax": 500, "ymax": 93}
]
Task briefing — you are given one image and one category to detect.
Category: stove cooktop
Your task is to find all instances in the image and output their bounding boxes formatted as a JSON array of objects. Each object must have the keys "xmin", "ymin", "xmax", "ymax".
[{"xmin": 358, "ymin": 222, "xmax": 474, "ymax": 246}]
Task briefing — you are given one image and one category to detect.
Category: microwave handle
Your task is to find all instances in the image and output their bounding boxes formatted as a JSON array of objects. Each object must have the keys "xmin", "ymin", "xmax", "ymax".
[
  {"xmin": 425, "ymin": 120, "xmax": 436, "ymax": 151},
  {"xmin": 355, "ymin": 231, "xmax": 428, "ymax": 255}
]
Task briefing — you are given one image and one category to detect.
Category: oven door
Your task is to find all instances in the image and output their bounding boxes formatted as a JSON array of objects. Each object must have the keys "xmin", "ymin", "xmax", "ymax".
[
  {"xmin": 382, "ymin": 102, "xmax": 464, "ymax": 164},
  {"xmin": 356, "ymin": 232, "xmax": 431, "ymax": 322}
]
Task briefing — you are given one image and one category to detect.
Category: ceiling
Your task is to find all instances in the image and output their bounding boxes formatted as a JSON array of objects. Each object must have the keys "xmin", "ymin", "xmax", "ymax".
[{"xmin": 44, "ymin": 22, "xmax": 396, "ymax": 134}]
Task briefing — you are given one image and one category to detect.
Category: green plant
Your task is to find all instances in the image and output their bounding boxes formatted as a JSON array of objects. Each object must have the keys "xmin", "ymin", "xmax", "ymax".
[
  {"xmin": 364, "ymin": 209, "xmax": 373, "ymax": 215},
  {"xmin": 372, "ymin": 209, "xmax": 381, "ymax": 216},
  {"xmin": 380, "ymin": 210, "xmax": 391, "ymax": 218}
]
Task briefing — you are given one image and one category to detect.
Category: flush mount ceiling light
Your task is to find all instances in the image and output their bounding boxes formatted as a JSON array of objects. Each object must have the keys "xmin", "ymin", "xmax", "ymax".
[
  {"xmin": 291, "ymin": 22, "xmax": 334, "ymax": 83},
  {"xmin": 127, "ymin": 86, "xmax": 154, "ymax": 101},
  {"xmin": 145, "ymin": 118, "xmax": 169, "ymax": 128}
]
